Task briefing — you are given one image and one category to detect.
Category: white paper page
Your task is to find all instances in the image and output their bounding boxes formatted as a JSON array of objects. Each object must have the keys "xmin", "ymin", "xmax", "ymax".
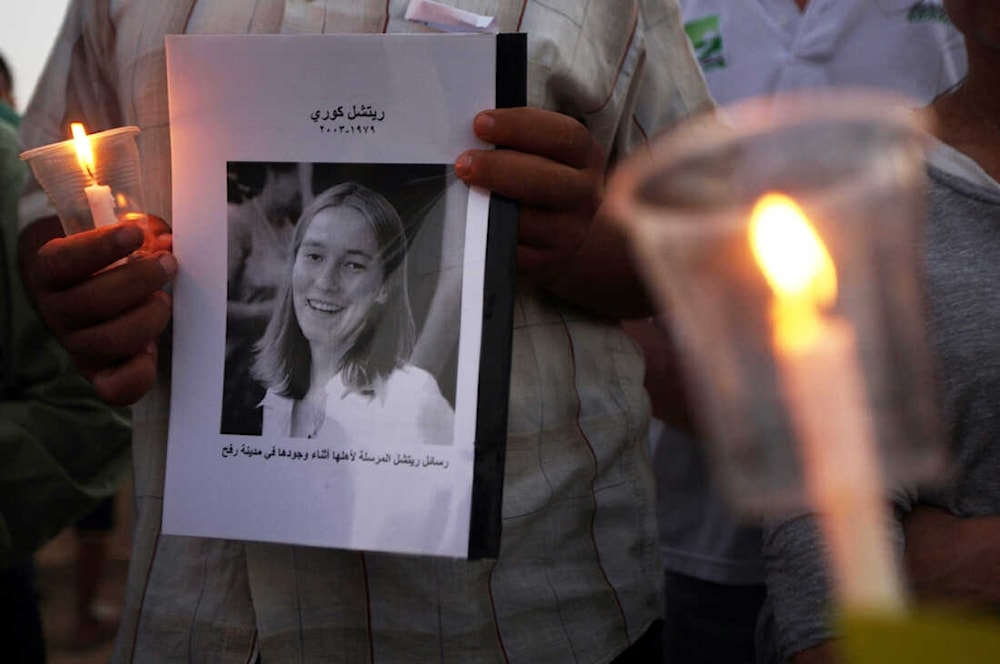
[{"xmin": 164, "ymin": 34, "xmax": 496, "ymax": 558}]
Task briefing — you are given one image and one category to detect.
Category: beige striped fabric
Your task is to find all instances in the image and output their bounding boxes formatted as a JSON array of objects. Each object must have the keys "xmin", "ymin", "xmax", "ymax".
[{"xmin": 19, "ymin": 1, "xmax": 710, "ymax": 662}]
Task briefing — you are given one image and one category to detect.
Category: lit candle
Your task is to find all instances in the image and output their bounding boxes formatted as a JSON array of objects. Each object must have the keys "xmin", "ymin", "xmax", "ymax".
[
  {"xmin": 749, "ymin": 193, "xmax": 905, "ymax": 613},
  {"xmin": 71, "ymin": 123, "xmax": 118, "ymax": 228}
]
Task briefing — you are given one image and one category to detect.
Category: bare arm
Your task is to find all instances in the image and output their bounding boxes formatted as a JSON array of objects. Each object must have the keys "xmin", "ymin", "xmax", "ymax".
[
  {"xmin": 903, "ymin": 506, "xmax": 1000, "ymax": 608},
  {"xmin": 620, "ymin": 317, "xmax": 699, "ymax": 434}
]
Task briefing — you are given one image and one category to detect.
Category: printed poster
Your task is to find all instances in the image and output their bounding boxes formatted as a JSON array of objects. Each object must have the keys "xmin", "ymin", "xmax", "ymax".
[{"xmin": 164, "ymin": 33, "xmax": 521, "ymax": 558}]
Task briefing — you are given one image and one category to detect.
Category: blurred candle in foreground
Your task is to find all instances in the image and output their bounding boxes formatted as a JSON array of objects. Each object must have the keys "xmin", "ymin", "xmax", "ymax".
[
  {"xmin": 749, "ymin": 192, "xmax": 905, "ymax": 613},
  {"xmin": 71, "ymin": 122, "xmax": 118, "ymax": 228}
]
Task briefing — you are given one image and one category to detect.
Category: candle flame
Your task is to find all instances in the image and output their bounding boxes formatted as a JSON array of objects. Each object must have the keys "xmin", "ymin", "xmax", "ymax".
[
  {"xmin": 70, "ymin": 122, "xmax": 97, "ymax": 182},
  {"xmin": 749, "ymin": 193, "xmax": 838, "ymax": 350}
]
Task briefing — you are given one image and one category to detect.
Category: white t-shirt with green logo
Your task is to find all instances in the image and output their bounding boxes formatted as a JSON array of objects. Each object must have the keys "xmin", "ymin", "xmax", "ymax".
[{"xmin": 679, "ymin": 0, "xmax": 966, "ymax": 106}]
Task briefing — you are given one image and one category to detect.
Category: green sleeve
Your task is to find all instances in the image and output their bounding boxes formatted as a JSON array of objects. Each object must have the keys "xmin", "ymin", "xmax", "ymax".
[{"xmin": 0, "ymin": 120, "xmax": 132, "ymax": 566}]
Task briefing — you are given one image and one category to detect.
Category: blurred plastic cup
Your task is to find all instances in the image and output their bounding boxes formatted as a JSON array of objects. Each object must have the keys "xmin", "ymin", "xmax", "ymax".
[
  {"xmin": 606, "ymin": 90, "xmax": 945, "ymax": 515},
  {"xmin": 20, "ymin": 125, "xmax": 153, "ymax": 247}
]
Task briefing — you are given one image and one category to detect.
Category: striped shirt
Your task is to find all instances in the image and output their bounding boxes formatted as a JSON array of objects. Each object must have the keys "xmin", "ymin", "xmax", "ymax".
[{"xmin": 19, "ymin": 1, "xmax": 711, "ymax": 662}]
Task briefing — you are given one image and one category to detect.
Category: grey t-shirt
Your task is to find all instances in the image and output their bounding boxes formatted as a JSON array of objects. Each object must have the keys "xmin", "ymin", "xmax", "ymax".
[{"xmin": 759, "ymin": 144, "xmax": 1000, "ymax": 661}]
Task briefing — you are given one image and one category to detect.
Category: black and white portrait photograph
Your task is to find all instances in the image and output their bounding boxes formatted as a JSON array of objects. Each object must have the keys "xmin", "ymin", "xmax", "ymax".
[{"xmin": 221, "ymin": 162, "xmax": 462, "ymax": 447}]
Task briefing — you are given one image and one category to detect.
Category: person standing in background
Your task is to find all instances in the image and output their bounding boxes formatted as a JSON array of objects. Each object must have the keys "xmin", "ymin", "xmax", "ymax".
[
  {"xmin": 0, "ymin": 55, "xmax": 18, "ymax": 128},
  {"xmin": 679, "ymin": 0, "xmax": 966, "ymax": 106},
  {"xmin": 624, "ymin": 2, "xmax": 967, "ymax": 662},
  {"xmin": 0, "ymin": 49, "xmax": 44, "ymax": 664},
  {"xmin": 762, "ymin": 0, "xmax": 1000, "ymax": 660},
  {"xmin": 0, "ymin": 50, "xmax": 132, "ymax": 663}
]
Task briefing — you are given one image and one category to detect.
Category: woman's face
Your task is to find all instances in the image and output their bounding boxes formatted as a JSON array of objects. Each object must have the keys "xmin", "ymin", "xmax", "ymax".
[{"xmin": 292, "ymin": 205, "xmax": 386, "ymax": 351}]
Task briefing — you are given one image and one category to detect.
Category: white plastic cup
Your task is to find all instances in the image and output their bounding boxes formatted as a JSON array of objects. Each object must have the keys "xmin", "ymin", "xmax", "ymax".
[
  {"xmin": 20, "ymin": 125, "xmax": 152, "ymax": 244},
  {"xmin": 606, "ymin": 91, "xmax": 944, "ymax": 514}
]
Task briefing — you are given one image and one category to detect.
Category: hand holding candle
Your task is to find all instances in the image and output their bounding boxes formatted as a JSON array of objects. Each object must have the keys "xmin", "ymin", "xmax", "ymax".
[
  {"xmin": 19, "ymin": 216, "xmax": 176, "ymax": 406},
  {"xmin": 17, "ymin": 121, "xmax": 166, "ymax": 405}
]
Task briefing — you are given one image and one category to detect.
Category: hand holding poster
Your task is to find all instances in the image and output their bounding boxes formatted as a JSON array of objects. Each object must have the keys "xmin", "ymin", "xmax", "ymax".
[{"xmin": 164, "ymin": 33, "xmax": 522, "ymax": 558}]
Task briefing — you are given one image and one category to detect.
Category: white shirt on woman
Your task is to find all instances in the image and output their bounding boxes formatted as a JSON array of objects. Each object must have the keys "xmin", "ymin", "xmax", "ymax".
[{"xmin": 260, "ymin": 365, "xmax": 454, "ymax": 445}]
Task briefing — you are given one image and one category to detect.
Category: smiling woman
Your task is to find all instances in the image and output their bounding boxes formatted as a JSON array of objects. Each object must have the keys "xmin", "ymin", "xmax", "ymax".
[
  {"xmin": 288, "ymin": 184, "xmax": 406, "ymax": 387},
  {"xmin": 252, "ymin": 181, "xmax": 455, "ymax": 444}
]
